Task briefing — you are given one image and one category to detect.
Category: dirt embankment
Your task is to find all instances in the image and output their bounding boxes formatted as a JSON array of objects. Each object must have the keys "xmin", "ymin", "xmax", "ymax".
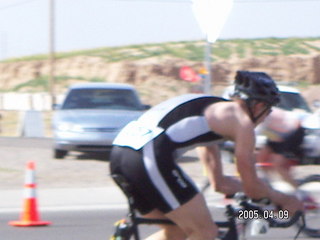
[{"xmin": 0, "ymin": 53, "xmax": 320, "ymax": 105}]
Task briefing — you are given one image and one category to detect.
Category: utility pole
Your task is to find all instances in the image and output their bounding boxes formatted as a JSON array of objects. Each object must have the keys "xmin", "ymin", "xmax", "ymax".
[
  {"xmin": 192, "ymin": 0, "xmax": 234, "ymax": 95},
  {"xmin": 203, "ymin": 38, "xmax": 212, "ymax": 94},
  {"xmin": 49, "ymin": 0, "xmax": 56, "ymax": 107}
]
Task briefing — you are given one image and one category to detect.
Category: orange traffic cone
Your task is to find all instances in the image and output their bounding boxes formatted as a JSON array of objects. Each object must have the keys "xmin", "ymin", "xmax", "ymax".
[{"xmin": 9, "ymin": 161, "xmax": 51, "ymax": 227}]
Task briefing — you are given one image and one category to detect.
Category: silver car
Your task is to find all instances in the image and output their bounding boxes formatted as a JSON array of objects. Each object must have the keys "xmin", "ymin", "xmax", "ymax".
[{"xmin": 52, "ymin": 83, "xmax": 149, "ymax": 159}]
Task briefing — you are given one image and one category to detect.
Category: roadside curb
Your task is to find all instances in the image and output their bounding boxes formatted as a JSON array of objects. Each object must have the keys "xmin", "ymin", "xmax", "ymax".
[
  {"xmin": 0, "ymin": 184, "xmax": 224, "ymax": 213},
  {"xmin": 0, "ymin": 186, "xmax": 127, "ymax": 213}
]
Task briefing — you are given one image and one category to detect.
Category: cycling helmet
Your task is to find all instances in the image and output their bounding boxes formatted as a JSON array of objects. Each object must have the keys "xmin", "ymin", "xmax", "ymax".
[
  {"xmin": 233, "ymin": 71, "xmax": 280, "ymax": 122},
  {"xmin": 234, "ymin": 71, "xmax": 280, "ymax": 106}
]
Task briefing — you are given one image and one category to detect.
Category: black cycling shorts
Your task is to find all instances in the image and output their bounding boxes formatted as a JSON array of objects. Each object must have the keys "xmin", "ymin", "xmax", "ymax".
[
  {"xmin": 267, "ymin": 126, "xmax": 305, "ymax": 159},
  {"xmin": 109, "ymin": 138, "xmax": 199, "ymax": 215}
]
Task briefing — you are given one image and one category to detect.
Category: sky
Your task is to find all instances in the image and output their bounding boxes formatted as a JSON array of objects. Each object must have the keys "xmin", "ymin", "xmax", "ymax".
[{"xmin": 0, "ymin": 0, "xmax": 319, "ymax": 59}]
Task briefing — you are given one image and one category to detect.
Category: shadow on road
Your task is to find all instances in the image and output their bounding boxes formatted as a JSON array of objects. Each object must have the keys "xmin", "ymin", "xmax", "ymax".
[
  {"xmin": 65, "ymin": 151, "xmax": 111, "ymax": 161},
  {"xmin": 63, "ymin": 151, "xmax": 198, "ymax": 163}
]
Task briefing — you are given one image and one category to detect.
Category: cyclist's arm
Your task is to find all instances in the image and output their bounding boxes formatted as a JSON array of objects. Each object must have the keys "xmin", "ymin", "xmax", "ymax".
[
  {"xmin": 234, "ymin": 124, "xmax": 302, "ymax": 211},
  {"xmin": 199, "ymin": 145, "xmax": 242, "ymax": 195}
]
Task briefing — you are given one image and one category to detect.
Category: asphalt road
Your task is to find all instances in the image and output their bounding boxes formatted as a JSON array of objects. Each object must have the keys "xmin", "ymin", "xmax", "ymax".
[
  {"xmin": 0, "ymin": 136, "xmax": 212, "ymax": 190},
  {"xmin": 1, "ymin": 136, "xmax": 319, "ymax": 190},
  {"xmin": 1, "ymin": 137, "xmax": 320, "ymax": 240},
  {"xmin": 0, "ymin": 137, "xmax": 114, "ymax": 190},
  {"xmin": 1, "ymin": 207, "xmax": 315, "ymax": 240},
  {"xmin": 1, "ymin": 209, "xmax": 115, "ymax": 240}
]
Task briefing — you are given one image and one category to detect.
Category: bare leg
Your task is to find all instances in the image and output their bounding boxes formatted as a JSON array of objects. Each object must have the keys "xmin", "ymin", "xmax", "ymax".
[
  {"xmin": 143, "ymin": 193, "xmax": 217, "ymax": 240},
  {"xmin": 257, "ymin": 146, "xmax": 298, "ymax": 188},
  {"xmin": 143, "ymin": 209, "xmax": 186, "ymax": 240},
  {"xmin": 272, "ymin": 154, "xmax": 298, "ymax": 188},
  {"xmin": 166, "ymin": 193, "xmax": 218, "ymax": 240}
]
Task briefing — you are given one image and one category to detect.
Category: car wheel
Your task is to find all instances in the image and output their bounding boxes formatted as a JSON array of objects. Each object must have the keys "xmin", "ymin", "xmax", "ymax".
[{"xmin": 54, "ymin": 149, "xmax": 68, "ymax": 159}]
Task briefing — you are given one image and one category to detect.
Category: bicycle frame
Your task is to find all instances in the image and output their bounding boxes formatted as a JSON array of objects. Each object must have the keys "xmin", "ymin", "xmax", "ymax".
[
  {"xmin": 111, "ymin": 199, "xmax": 239, "ymax": 240},
  {"xmin": 111, "ymin": 174, "xmax": 304, "ymax": 240},
  {"xmin": 111, "ymin": 174, "xmax": 239, "ymax": 240}
]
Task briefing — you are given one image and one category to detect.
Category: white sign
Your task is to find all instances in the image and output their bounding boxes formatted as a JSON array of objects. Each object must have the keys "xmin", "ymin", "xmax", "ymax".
[
  {"xmin": 113, "ymin": 121, "xmax": 164, "ymax": 150},
  {"xmin": 192, "ymin": 0, "xmax": 234, "ymax": 43}
]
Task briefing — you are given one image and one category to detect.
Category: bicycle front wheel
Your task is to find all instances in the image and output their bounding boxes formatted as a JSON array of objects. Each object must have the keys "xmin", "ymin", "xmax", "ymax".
[{"xmin": 297, "ymin": 174, "xmax": 320, "ymax": 238}]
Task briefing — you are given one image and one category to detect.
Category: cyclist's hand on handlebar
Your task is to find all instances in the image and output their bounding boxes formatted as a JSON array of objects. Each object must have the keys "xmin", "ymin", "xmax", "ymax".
[{"xmin": 280, "ymin": 195, "xmax": 304, "ymax": 216}]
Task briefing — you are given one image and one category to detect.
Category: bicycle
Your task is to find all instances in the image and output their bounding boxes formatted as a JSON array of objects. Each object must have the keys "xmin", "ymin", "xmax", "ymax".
[
  {"xmin": 200, "ymin": 148, "xmax": 320, "ymax": 238},
  {"xmin": 249, "ymin": 159, "xmax": 320, "ymax": 238},
  {"xmin": 293, "ymin": 174, "xmax": 320, "ymax": 238},
  {"xmin": 110, "ymin": 174, "xmax": 305, "ymax": 240}
]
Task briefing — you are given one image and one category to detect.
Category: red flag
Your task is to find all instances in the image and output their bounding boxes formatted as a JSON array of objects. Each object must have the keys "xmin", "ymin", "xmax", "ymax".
[{"xmin": 179, "ymin": 66, "xmax": 200, "ymax": 82}]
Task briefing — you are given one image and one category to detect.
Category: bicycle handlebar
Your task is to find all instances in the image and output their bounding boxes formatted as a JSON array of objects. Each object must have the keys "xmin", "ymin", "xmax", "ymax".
[
  {"xmin": 240, "ymin": 200, "xmax": 304, "ymax": 228},
  {"xmin": 228, "ymin": 192, "xmax": 304, "ymax": 228}
]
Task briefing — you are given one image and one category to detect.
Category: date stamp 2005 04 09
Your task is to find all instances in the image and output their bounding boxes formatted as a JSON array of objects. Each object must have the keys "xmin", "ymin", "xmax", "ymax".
[{"xmin": 238, "ymin": 210, "xmax": 289, "ymax": 220}]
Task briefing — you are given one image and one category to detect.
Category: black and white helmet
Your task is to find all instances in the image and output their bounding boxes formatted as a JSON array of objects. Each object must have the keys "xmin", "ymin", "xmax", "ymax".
[{"xmin": 234, "ymin": 71, "xmax": 280, "ymax": 106}]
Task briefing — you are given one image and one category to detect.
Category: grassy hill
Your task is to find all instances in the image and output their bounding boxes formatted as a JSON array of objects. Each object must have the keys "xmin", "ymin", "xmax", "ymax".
[
  {"xmin": 1, "ymin": 37, "xmax": 320, "ymax": 137},
  {"xmin": 3, "ymin": 37, "xmax": 320, "ymax": 63}
]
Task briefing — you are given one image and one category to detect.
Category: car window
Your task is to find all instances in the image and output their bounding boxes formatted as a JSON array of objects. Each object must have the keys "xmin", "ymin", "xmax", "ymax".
[
  {"xmin": 61, "ymin": 88, "xmax": 143, "ymax": 110},
  {"xmin": 278, "ymin": 92, "xmax": 311, "ymax": 112}
]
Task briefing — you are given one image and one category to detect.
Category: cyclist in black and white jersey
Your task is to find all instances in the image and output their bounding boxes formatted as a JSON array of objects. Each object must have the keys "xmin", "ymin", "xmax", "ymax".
[{"xmin": 110, "ymin": 71, "xmax": 303, "ymax": 240}]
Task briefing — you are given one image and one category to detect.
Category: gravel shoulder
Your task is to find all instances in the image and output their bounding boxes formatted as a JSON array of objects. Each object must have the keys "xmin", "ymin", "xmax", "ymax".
[
  {"xmin": 1, "ymin": 137, "xmax": 320, "ymax": 191},
  {"xmin": 0, "ymin": 137, "xmax": 207, "ymax": 190}
]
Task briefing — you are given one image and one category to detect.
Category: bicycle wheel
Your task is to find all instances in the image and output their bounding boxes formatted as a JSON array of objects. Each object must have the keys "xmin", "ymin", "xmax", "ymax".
[{"xmin": 297, "ymin": 174, "xmax": 320, "ymax": 238}]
